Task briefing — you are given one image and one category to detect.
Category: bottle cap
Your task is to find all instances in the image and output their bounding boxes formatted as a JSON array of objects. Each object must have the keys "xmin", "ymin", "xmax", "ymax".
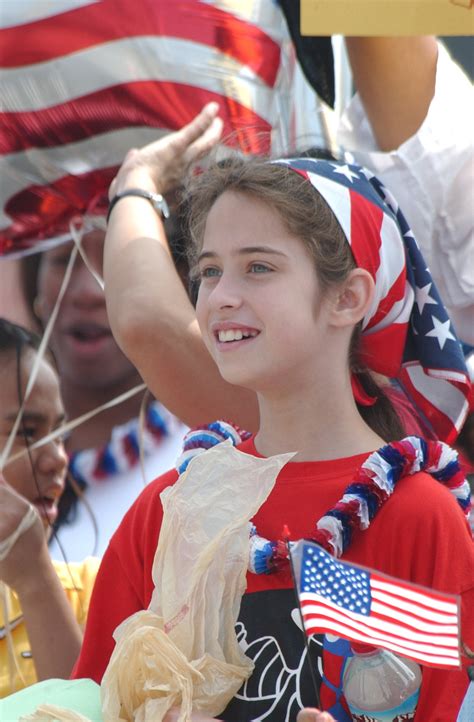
[{"xmin": 350, "ymin": 642, "xmax": 378, "ymax": 654}]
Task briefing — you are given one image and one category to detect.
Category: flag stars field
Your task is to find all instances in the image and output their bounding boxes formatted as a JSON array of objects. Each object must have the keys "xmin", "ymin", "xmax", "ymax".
[{"xmin": 302, "ymin": 547, "xmax": 372, "ymax": 616}]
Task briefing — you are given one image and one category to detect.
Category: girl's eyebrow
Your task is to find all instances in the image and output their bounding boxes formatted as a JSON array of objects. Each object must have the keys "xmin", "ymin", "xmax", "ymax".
[{"xmin": 197, "ymin": 246, "xmax": 289, "ymax": 262}]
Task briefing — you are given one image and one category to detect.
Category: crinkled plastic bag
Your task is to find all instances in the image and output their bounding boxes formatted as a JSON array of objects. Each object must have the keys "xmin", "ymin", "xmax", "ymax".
[
  {"xmin": 100, "ymin": 442, "xmax": 294, "ymax": 721},
  {"xmin": 18, "ymin": 442, "xmax": 294, "ymax": 721}
]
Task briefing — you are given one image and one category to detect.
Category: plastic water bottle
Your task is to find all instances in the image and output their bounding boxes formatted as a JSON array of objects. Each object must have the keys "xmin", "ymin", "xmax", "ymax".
[{"xmin": 342, "ymin": 642, "xmax": 422, "ymax": 721}]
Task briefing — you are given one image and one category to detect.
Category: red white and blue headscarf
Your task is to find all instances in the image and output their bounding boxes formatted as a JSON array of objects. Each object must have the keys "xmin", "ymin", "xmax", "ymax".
[{"xmin": 274, "ymin": 157, "xmax": 471, "ymax": 445}]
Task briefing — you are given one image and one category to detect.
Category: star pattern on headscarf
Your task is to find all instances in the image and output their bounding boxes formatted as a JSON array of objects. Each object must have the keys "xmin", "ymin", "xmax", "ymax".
[
  {"xmin": 415, "ymin": 282, "xmax": 438, "ymax": 315},
  {"xmin": 330, "ymin": 163, "xmax": 360, "ymax": 183},
  {"xmin": 425, "ymin": 316, "xmax": 456, "ymax": 350}
]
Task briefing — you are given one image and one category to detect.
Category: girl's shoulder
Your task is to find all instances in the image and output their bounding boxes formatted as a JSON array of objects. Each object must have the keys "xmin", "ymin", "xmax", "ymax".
[{"xmin": 379, "ymin": 468, "xmax": 472, "ymax": 545}]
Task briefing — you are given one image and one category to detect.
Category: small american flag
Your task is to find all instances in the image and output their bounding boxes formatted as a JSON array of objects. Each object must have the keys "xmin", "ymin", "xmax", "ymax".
[{"xmin": 292, "ymin": 540, "xmax": 461, "ymax": 670}]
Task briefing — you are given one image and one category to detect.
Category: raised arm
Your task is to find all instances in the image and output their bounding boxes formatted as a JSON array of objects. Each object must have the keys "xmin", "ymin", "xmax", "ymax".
[
  {"xmin": 104, "ymin": 103, "xmax": 259, "ymax": 430},
  {"xmin": 344, "ymin": 37, "xmax": 438, "ymax": 151},
  {"xmin": 0, "ymin": 479, "xmax": 82, "ymax": 680}
]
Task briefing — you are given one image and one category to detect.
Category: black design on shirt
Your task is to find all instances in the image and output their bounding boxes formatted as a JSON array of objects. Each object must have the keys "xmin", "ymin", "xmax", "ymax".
[{"xmin": 222, "ymin": 589, "xmax": 323, "ymax": 722}]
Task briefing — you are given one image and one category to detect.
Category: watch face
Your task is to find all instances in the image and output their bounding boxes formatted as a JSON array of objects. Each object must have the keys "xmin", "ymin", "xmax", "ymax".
[{"xmin": 153, "ymin": 195, "xmax": 170, "ymax": 219}]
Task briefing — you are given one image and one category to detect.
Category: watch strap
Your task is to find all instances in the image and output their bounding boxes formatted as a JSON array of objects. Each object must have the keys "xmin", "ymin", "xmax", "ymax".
[{"xmin": 107, "ymin": 188, "xmax": 170, "ymax": 223}]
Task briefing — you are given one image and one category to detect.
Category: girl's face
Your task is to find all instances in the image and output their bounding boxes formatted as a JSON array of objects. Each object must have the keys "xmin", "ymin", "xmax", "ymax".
[
  {"xmin": 0, "ymin": 348, "xmax": 68, "ymax": 532},
  {"xmin": 196, "ymin": 191, "xmax": 334, "ymax": 394}
]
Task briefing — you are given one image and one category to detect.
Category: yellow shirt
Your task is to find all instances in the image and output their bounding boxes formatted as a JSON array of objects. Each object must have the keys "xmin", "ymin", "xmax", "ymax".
[{"xmin": 0, "ymin": 557, "xmax": 99, "ymax": 698}]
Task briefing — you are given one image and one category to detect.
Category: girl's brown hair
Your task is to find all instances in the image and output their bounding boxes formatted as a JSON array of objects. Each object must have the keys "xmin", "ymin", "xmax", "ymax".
[{"xmin": 185, "ymin": 156, "xmax": 404, "ymax": 442}]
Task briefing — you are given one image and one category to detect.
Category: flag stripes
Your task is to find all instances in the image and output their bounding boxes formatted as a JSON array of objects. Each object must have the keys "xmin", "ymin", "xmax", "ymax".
[
  {"xmin": 0, "ymin": 0, "xmax": 282, "ymax": 83},
  {"xmin": 0, "ymin": 0, "xmax": 301, "ymax": 254}
]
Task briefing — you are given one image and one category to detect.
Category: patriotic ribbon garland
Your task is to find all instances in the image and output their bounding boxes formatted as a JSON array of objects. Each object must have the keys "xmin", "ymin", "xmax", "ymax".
[
  {"xmin": 176, "ymin": 423, "xmax": 472, "ymax": 575},
  {"xmin": 70, "ymin": 400, "xmax": 174, "ymax": 485},
  {"xmin": 175, "ymin": 420, "xmax": 252, "ymax": 475}
]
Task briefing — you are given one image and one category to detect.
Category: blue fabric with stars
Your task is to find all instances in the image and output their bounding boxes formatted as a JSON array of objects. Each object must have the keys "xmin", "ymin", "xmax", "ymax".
[{"xmin": 301, "ymin": 544, "xmax": 372, "ymax": 616}]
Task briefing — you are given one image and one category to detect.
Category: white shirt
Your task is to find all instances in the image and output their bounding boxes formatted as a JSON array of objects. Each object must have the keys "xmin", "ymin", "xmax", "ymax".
[
  {"xmin": 338, "ymin": 43, "xmax": 474, "ymax": 345},
  {"xmin": 50, "ymin": 416, "xmax": 187, "ymax": 561}
]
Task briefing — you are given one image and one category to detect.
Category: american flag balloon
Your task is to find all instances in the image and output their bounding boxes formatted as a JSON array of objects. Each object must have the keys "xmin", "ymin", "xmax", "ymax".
[
  {"xmin": 0, "ymin": 0, "xmax": 318, "ymax": 257},
  {"xmin": 276, "ymin": 157, "xmax": 471, "ymax": 444}
]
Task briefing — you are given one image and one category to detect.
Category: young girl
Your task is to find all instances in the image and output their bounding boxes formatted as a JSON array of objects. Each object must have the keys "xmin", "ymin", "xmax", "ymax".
[
  {"xmin": 73, "ymin": 111, "xmax": 473, "ymax": 721},
  {"xmin": 0, "ymin": 318, "xmax": 99, "ymax": 696}
]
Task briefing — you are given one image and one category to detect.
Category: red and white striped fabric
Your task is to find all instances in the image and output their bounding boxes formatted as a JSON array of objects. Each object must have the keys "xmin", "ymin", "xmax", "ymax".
[{"xmin": 0, "ymin": 0, "xmax": 307, "ymax": 256}]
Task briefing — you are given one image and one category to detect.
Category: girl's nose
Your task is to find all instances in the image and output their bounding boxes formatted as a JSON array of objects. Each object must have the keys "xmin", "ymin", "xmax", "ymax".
[
  {"xmin": 37, "ymin": 438, "xmax": 68, "ymax": 483},
  {"xmin": 207, "ymin": 273, "xmax": 243, "ymax": 311}
]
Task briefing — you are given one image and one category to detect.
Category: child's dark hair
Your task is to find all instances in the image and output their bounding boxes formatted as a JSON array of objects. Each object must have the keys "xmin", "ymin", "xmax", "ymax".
[
  {"xmin": 185, "ymin": 155, "xmax": 405, "ymax": 442},
  {"xmin": 0, "ymin": 317, "xmax": 72, "ymax": 536},
  {"xmin": 0, "ymin": 317, "xmax": 43, "ymax": 356}
]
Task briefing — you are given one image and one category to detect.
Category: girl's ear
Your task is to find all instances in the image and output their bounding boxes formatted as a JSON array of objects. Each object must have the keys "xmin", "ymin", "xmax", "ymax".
[{"xmin": 330, "ymin": 268, "xmax": 374, "ymax": 328}]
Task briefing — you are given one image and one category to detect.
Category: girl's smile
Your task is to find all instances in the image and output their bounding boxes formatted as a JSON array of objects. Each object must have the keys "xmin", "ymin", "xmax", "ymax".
[{"xmin": 211, "ymin": 321, "xmax": 260, "ymax": 351}]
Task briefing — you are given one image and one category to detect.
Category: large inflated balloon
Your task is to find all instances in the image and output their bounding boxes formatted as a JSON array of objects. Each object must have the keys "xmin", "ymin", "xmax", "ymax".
[{"xmin": 0, "ymin": 0, "xmax": 326, "ymax": 257}]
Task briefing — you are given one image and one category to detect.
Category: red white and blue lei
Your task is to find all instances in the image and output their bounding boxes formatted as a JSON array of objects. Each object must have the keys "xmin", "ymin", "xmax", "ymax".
[
  {"xmin": 176, "ymin": 422, "xmax": 472, "ymax": 575},
  {"xmin": 69, "ymin": 400, "xmax": 175, "ymax": 485}
]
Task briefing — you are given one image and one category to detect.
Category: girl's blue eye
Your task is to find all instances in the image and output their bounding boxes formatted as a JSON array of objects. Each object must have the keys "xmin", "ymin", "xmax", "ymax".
[
  {"xmin": 200, "ymin": 266, "xmax": 221, "ymax": 278},
  {"xmin": 249, "ymin": 263, "xmax": 271, "ymax": 273}
]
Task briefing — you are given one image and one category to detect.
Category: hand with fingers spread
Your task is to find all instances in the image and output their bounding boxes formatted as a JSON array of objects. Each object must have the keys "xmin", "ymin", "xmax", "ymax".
[
  {"xmin": 297, "ymin": 708, "xmax": 336, "ymax": 722},
  {"xmin": 109, "ymin": 102, "xmax": 224, "ymax": 199}
]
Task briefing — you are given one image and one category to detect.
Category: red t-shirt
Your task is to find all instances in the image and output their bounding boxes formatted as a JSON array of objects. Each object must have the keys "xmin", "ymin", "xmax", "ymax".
[{"xmin": 73, "ymin": 438, "xmax": 474, "ymax": 721}]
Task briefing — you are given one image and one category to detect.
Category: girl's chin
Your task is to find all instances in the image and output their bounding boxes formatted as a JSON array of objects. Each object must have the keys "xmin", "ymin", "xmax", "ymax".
[{"xmin": 218, "ymin": 367, "xmax": 254, "ymax": 386}]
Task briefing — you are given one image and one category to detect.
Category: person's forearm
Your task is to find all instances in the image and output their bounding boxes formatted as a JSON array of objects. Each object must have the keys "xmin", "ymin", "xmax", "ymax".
[
  {"xmin": 104, "ymin": 197, "xmax": 259, "ymax": 430},
  {"xmin": 16, "ymin": 558, "xmax": 82, "ymax": 680},
  {"xmin": 345, "ymin": 37, "xmax": 438, "ymax": 151}
]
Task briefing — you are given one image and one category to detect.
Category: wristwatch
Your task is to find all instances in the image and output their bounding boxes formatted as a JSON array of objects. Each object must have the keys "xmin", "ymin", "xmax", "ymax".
[{"xmin": 107, "ymin": 188, "xmax": 170, "ymax": 223}]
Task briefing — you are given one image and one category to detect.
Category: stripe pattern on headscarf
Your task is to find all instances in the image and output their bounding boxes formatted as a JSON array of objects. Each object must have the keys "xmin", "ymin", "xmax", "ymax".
[{"xmin": 274, "ymin": 157, "xmax": 470, "ymax": 444}]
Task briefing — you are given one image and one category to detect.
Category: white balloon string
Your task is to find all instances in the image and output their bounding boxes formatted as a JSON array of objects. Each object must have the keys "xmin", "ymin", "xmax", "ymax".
[
  {"xmin": 0, "ymin": 504, "xmax": 38, "ymax": 562},
  {"xmin": 0, "ymin": 225, "xmax": 82, "ymax": 471},
  {"xmin": 70, "ymin": 216, "xmax": 105, "ymax": 291},
  {"xmin": 6, "ymin": 382, "xmax": 147, "ymax": 465}
]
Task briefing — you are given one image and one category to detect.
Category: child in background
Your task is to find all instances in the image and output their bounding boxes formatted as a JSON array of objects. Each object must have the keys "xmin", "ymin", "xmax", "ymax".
[
  {"xmin": 22, "ymin": 227, "xmax": 187, "ymax": 561},
  {"xmin": 0, "ymin": 318, "xmax": 99, "ymax": 697}
]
